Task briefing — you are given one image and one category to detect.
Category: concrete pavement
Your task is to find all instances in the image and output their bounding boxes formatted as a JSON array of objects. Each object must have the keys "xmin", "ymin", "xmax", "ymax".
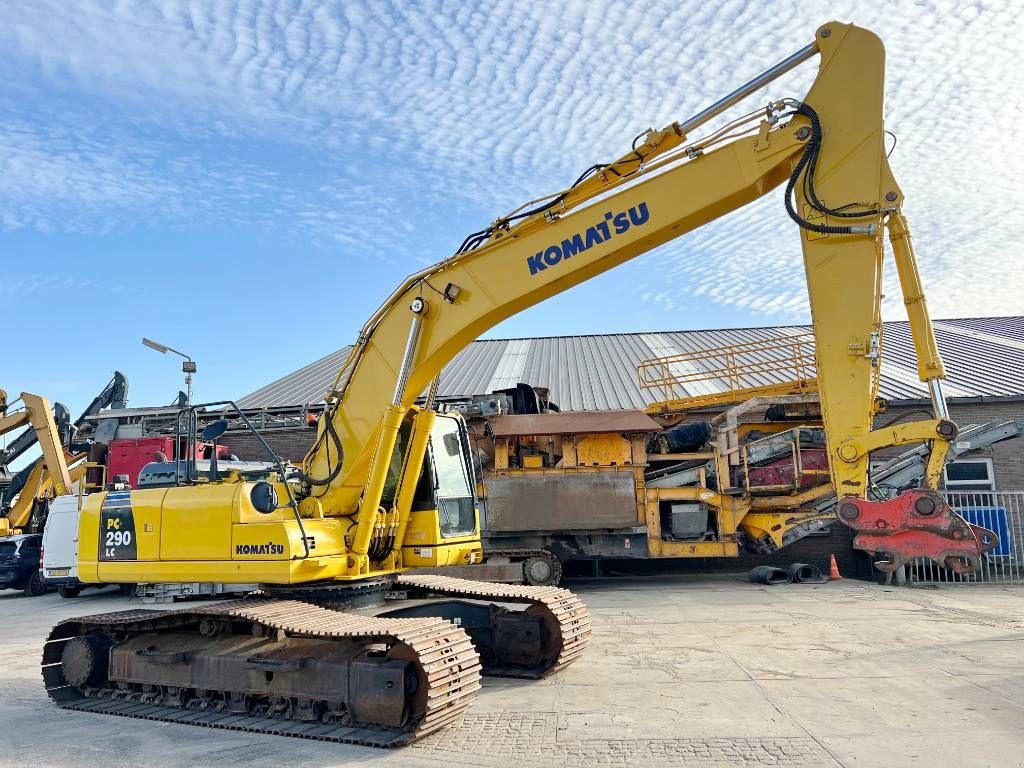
[{"xmin": 2, "ymin": 575, "xmax": 1023, "ymax": 767}]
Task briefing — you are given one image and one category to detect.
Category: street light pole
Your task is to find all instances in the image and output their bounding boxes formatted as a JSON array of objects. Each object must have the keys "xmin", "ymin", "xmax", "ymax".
[{"xmin": 142, "ymin": 337, "xmax": 197, "ymax": 405}]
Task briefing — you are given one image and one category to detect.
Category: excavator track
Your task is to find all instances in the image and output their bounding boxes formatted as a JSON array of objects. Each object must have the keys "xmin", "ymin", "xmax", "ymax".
[
  {"xmin": 41, "ymin": 599, "xmax": 481, "ymax": 747},
  {"xmin": 393, "ymin": 574, "xmax": 591, "ymax": 678}
]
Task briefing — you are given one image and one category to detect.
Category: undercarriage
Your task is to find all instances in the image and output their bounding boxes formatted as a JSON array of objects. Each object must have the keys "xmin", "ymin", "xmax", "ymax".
[{"xmin": 41, "ymin": 576, "xmax": 590, "ymax": 747}]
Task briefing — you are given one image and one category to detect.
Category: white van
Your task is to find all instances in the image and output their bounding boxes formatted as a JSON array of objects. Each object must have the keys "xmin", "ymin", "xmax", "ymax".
[
  {"xmin": 42, "ymin": 495, "xmax": 136, "ymax": 598},
  {"xmin": 41, "ymin": 495, "xmax": 89, "ymax": 597}
]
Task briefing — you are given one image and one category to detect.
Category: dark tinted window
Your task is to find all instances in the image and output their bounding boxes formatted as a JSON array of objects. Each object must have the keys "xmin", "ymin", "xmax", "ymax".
[
  {"xmin": 438, "ymin": 497, "xmax": 475, "ymax": 537},
  {"xmin": 380, "ymin": 419, "xmax": 413, "ymax": 509},
  {"xmin": 0, "ymin": 542, "xmax": 15, "ymax": 557},
  {"xmin": 946, "ymin": 462, "xmax": 991, "ymax": 483},
  {"xmin": 20, "ymin": 538, "xmax": 40, "ymax": 555}
]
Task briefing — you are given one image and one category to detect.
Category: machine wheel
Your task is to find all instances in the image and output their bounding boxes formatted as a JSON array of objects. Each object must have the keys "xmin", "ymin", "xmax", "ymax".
[
  {"xmin": 522, "ymin": 552, "xmax": 562, "ymax": 587},
  {"xmin": 58, "ymin": 585, "xmax": 81, "ymax": 599},
  {"xmin": 24, "ymin": 571, "xmax": 47, "ymax": 597},
  {"xmin": 118, "ymin": 583, "xmax": 137, "ymax": 597}
]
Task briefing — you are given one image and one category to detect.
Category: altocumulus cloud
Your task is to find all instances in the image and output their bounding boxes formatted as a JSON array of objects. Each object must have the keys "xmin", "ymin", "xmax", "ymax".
[{"xmin": 1, "ymin": 0, "xmax": 1021, "ymax": 320}]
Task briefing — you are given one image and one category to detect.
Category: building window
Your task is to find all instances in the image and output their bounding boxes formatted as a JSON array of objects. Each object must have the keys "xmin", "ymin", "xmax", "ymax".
[
  {"xmin": 943, "ymin": 458, "xmax": 996, "ymax": 491},
  {"xmin": 943, "ymin": 458, "xmax": 996, "ymax": 509}
]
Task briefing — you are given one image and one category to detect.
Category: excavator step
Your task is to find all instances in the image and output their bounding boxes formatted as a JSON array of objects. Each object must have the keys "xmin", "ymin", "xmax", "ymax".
[{"xmin": 41, "ymin": 599, "xmax": 481, "ymax": 747}]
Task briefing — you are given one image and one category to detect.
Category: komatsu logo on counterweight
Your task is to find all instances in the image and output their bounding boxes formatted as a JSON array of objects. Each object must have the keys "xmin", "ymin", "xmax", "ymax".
[
  {"xmin": 526, "ymin": 202, "xmax": 650, "ymax": 276},
  {"xmin": 236, "ymin": 542, "xmax": 285, "ymax": 556}
]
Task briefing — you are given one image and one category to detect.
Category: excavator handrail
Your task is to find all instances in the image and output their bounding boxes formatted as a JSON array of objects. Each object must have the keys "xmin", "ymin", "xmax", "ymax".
[
  {"xmin": 172, "ymin": 400, "xmax": 309, "ymax": 559},
  {"xmin": 637, "ymin": 332, "xmax": 817, "ymax": 412}
]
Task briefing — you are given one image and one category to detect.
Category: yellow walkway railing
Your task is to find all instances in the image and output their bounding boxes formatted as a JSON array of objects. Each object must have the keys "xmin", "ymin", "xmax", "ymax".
[{"xmin": 638, "ymin": 332, "xmax": 817, "ymax": 414}]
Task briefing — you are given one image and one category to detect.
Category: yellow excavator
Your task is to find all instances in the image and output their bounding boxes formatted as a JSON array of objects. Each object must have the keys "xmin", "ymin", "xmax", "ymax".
[
  {"xmin": 42, "ymin": 21, "xmax": 995, "ymax": 747},
  {"xmin": 1, "ymin": 452, "xmax": 90, "ymax": 538},
  {"xmin": 0, "ymin": 391, "xmax": 74, "ymax": 537},
  {"xmin": 2, "ymin": 373, "xmax": 128, "ymax": 537}
]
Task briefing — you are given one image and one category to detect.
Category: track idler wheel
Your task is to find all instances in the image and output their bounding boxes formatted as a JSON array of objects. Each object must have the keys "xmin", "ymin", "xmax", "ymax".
[
  {"xmin": 61, "ymin": 634, "xmax": 112, "ymax": 688},
  {"xmin": 522, "ymin": 551, "xmax": 562, "ymax": 586}
]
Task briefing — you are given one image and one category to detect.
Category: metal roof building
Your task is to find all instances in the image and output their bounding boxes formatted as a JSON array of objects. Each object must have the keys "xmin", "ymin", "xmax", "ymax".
[{"xmin": 238, "ymin": 316, "xmax": 1024, "ymax": 412}]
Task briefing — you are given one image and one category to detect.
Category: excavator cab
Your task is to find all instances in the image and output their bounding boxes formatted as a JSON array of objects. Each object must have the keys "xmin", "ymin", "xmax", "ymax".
[
  {"xmin": 71, "ymin": 401, "xmax": 483, "ymax": 587},
  {"xmin": 399, "ymin": 411, "xmax": 483, "ymax": 568}
]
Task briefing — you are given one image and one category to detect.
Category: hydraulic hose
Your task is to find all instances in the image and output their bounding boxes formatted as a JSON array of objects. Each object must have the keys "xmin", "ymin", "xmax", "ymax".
[{"xmin": 784, "ymin": 102, "xmax": 882, "ymax": 235}]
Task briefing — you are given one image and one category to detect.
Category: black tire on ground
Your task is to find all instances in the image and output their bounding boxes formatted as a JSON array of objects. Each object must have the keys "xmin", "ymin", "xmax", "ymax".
[
  {"xmin": 24, "ymin": 571, "xmax": 47, "ymax": 597},
  {"xmin": 785, "ymin": 562, "xmax": 826, "ymax": 583},
  {"xmin": 118, "ymin": 583, "xmax": 137, "ymax": 597},
  {"xmin": 58, "ymin": 585, "xmax": 81, "ymax": 599},
  {"xmin": 522, "ymin": 552, "xmax": 563, "ymax": 587},
  {"xmin": 748, "ymin": 565, "xmax": 793, "ymax": 585}
]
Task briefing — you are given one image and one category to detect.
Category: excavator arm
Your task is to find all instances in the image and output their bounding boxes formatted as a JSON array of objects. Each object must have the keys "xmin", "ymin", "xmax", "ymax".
[
  {"xmin": 0, "ymin": 392, "xmax": 72, "ymax": 496},
  {"xmin": 1, "ymin": 372, "xmax": 127, "ymax": 517},
  {"xmin": 2, "ymin": 452, "xmax": 89, "ymax": 535},
  {"xmin": 302, "ymin": 22, "xmax": 989, "ymax": 573},
  {"xmin": 0, "ymin": 391, "xmax": 74, "ymax": 535}
]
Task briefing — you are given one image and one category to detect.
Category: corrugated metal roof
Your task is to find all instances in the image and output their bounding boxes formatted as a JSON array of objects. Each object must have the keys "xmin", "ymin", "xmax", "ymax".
[
  {"xmin": 240, "ymin": 346, "xmax": 353, "ymax": 410},
  {"xmin": 237, "ymin": 316, "xmax": 1024, "ymax": 411}
]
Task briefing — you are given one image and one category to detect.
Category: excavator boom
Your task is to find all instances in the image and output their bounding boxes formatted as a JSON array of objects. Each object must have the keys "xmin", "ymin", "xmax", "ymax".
[{"xmin": 2, "ymin": 375, "xmax": 127, "ymax": 535}]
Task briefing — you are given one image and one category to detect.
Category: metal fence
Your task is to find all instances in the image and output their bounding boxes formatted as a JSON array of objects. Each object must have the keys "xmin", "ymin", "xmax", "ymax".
[{"xmin": 909, "ymin": 491, "xmax": 1024, "ymax": 585}]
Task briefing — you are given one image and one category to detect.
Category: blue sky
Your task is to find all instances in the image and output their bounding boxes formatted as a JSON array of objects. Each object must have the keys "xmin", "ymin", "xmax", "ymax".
[{"xmin": 2, "ymin": 0, "xmax": 1022, "ymax": 420}]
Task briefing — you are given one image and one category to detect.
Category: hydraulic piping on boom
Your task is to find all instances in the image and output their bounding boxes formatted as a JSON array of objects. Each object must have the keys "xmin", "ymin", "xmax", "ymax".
[{"xmin": 41, "ymin": 21, "xmax": 992, "ymax": 747}]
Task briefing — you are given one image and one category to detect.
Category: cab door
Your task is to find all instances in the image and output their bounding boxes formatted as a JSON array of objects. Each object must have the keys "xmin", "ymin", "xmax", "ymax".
[
  {"xmin": 402, "ymin": 414, "xmax": 481, "ymax": 566},
  {"xmin": 431, "ymin": 415, "xmax": 478, "ymax": 539}
]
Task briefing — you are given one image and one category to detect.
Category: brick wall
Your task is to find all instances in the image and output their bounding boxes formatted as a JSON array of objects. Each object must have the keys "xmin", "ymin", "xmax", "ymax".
[
  {"xmin": 680, "ymin": 524, "xmax": 862, "ymax": 578},
  {"xmin": 221, "ymin": 429, "xmax": 317, "ymax": 463},
  {"xmin": 874, "ymin": 400, "xmax": 1024, "ymax": 489}
]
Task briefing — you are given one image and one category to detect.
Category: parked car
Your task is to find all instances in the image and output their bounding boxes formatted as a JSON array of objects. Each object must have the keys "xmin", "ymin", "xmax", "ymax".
[
  {"xmin": 42, "ymin": 495, "xmax": 134, "ymax": 597},
  {"xmin": 0, "ymin": 533, "xmax": 47, "ymax": 596}
]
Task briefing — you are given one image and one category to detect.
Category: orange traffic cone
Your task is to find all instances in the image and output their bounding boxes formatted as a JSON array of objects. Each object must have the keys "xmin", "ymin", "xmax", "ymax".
[{"xmin": 828, "ymin": 554, "xmax": 843, "ymax": 580}]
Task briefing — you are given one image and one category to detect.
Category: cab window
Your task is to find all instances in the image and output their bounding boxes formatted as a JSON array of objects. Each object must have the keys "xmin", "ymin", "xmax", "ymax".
[
  {"xmin": 429, "ymin": 416, "xmax": 476, "ymax": 537},
  {"xmin": 380, "ymin": 418, "xmax": 413, "ymax": 510}
]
